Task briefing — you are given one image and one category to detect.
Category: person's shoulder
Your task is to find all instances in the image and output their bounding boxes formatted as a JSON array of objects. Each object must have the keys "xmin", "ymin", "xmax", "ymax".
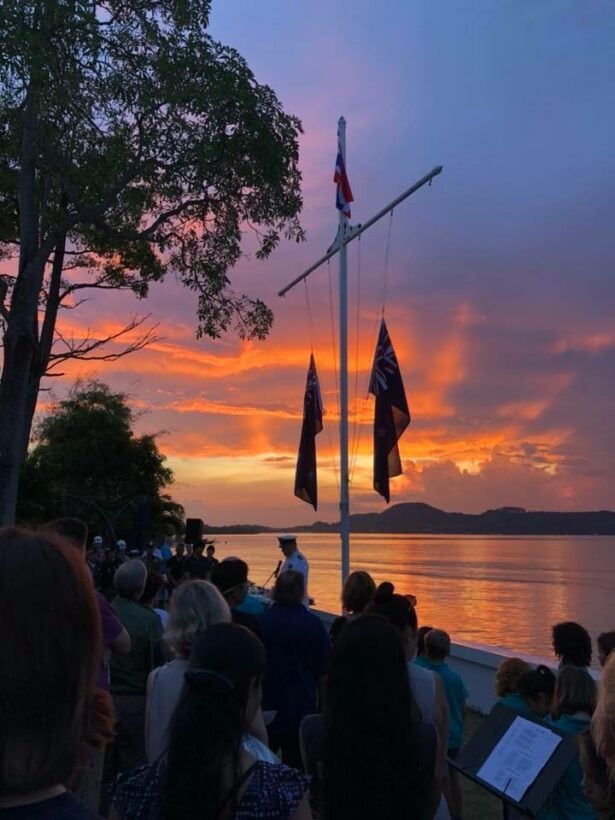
[
  {"xmin": 447, "ymin": 664, "xmax": 465, "ymax": 685},
  {"xmin": 408, "ymin": 660, "xmax": 435, "ymax": 684},
  {"xmin": 247, "ymin": 761, "xmax": 309, "ymax": 810},
  {"xmin": 112, "ymin": 759, "xmax": 164, "ymax": 817}
]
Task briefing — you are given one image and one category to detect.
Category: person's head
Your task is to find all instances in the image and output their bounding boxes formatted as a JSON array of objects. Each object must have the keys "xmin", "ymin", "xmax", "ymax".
[
  {"xmin": 162, "ymin": 623, "xmax": 265, "ymax": 819},
  {"xmin": 42, "ymin": 518, "xmax": 89, "ymax": 555},
  {"xmin": 495, "ymin": 657, "xmax": 532, "ymax": 698},
  {"xmin": 322, "ymin": 615, "xmax": 425, "ymax": 820},
  {"xmin": 425, "ymin": 628, "xmax": 451, "ymax": 662},
  {"xmin": 194, "ymin": 541, "xmax": 205, "ymax": 557},
  {"xmin": 175, "ymin": 542, "xmax": 185, "ymax": 558},
  {"xmin": 597, "ymin": 632, "xmax": 615, "ymax": 668},
  {"xmin": 93, "ymin": 535, "xmax": 103, "ymax": 549},
  {"xmin": 140, "ymin": 570, "xmax": 165, "ymax": 608},
  {"xmin": 211, "ymin": 558, "xmax": 249, "ymax": 608},
  {"xmin": 517, "ymin": 664, "xmax": 557, "ymax": 717},
  {"xmin": 365, "ymin": 581, "xmax": 418, "ymax": 659},
  {"xmin": 272, "ymin": 569, "xmax": 305, "ymax": 606},
  {"xmin": 164, "ymin": 580, "xmax": 231, "ymax": 659},
  {"xmin": 551, "ymin": 665, "xmax": 597, "ymax": 720},
  {"xmin": 277, "ymin": 533, "xmax": 297, "ymax": 558},
  {"xmin": 592, "ymin": 652, "xmax": 615, "ymax": 776},
  {"xmin": 116, "ymin": 539, "xmax": 127, "ymax": 553},
  {"xmin": 341, "ymin": 570, "xmax": 376, "ymax": 614},
  {"xmin": 185, "ymin": 543, "xmax": 194, "ymax": 557},
  {"xmin": 552, "ymin": 621, "xmax": 592, "ymax": 667},
  {"xmin": 206, "ymin": 544, "xmax": 215, "ymax": 558},
  {"xmin": 114, "ymin": 559, "xmax": 147, "ymax": 601},
  {"xmin": 416, "ymin": 624, "xmax": 433, "ymax": 658},
  {"xmin": 0, "ymin": 527, "xmax": 103, "ymax": 795}
]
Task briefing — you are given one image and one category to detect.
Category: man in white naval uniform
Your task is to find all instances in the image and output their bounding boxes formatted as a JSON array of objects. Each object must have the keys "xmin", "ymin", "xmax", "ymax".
[{"xmin": 277, "ymin": 534, "xmax": 309, "ymax": 606}]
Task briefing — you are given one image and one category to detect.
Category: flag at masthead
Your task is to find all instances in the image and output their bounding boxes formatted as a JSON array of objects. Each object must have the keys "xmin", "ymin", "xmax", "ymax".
[
  {"xmin": 294, "ymin": 353, "xmax": 324, "ymax": 510},
  {"xmin": 334, "ymin": 143, "xmax": 353, "ymax": 218},
  {"xmin": 369, "ymin": 319, "xmax": 410, "ymax": 502}
]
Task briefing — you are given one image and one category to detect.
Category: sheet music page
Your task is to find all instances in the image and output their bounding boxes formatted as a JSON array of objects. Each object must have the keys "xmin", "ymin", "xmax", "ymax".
[{"xmin": 476, "ymin": 716, "xmax": 562, "ymax": 802}]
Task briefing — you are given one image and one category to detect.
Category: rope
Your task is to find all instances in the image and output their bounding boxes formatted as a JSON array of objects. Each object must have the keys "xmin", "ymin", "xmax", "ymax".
[
  {"xmin": 303, "ymin": 278, "xmax": 315, "ymax": 353},
  {"xmin": 350, "ymin": 210, "xmax": 396, "ymax": 486},
  {"xmin": 377, "ymin": 208, "xmax": 395, "ymax": 317}
]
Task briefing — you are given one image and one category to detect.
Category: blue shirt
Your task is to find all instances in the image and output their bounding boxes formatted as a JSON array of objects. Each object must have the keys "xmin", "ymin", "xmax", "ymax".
[
  {"xmin": 259, "ymin": 603, "xmax": 330, "ymax": 733},
  {"xmin": 414, "ymin": 657, "xmax": 468, "ymax": 749},
  {"xmin": 0, "ymin": 792, "xmax": 99, "ymax": 819},
  {"xmin": 545, "ymin": 713, "xmax": 596, "ymax": 820},
  {"xmin": 236, "ymin": 593, "xmax": 267, "ymax": 615}
]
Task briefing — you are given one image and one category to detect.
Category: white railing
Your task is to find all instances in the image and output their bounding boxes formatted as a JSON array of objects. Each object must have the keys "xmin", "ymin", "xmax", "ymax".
[{"xmin": 312, "ymin": 608, "xmax": 601, "ymax": 714}]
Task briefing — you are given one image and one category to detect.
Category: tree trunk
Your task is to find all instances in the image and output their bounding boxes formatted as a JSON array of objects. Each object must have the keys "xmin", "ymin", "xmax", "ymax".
[
  {"xmin": 0, "ymin": 82, "xmax": 45, "ymax": 525},
  {"xmin": 0, "ymin": 309, "xmax": 39, "ymax": 524}
]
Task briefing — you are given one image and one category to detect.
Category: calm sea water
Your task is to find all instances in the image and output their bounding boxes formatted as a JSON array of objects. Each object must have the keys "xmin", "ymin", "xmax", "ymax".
[{"xmin": 211, "ymin": 533, "xmax": 615, "ymax": 666}]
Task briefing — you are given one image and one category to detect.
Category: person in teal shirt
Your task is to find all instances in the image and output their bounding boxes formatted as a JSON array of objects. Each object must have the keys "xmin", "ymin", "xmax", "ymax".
[
  {"xmin": 414, "ymin": 629, "xmax": 468, "ymax": 749},
  {"xmin": 414, "ymin": 628, "xmax": 468, "ymax": 820},
  {"xmin": 545, "ymin": 666, "xmax": 598, "ymax": 820}
]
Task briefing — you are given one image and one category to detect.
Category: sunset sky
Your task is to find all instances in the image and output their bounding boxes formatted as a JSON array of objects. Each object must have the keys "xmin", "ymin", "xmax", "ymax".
[{"xmin": 47, "ymin": 1, "xmax": 615, "ymax": 526}]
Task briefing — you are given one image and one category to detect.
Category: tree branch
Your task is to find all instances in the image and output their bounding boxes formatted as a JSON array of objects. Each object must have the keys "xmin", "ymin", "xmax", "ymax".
[{"xmin": 47, "ymin": 315, "xmax": 160, "ymax": 370}]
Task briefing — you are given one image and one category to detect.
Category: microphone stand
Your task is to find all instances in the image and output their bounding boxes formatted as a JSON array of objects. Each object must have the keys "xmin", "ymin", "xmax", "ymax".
[{"xmin": 262, "ymin": 561, "xmax": 282, "ymax": 589}]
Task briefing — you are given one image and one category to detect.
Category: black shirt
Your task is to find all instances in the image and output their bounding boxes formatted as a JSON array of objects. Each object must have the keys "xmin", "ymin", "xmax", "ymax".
[
  {"xmin": 232, "ymin": 608, "xmax": 262, "ymax": 639},
  {"xmin": 184, "ymin": 555, "xmax": 211, "ymax": 580},
  {"xmin": 166, "ymin": 555, "xmax": 185, "ymax": 584}
]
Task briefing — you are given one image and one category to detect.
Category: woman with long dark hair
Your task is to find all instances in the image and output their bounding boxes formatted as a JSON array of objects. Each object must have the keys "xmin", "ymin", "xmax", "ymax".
[
  {"xmin": 321, "ymin": 615, "xmax": 436, "ymax": 820},
  {"xmin": 365, "ymin": 583, "xmax": 448, "ymax": 818},
  {"xmin": 111, "ymin": 622, "xmax": 311, "ymax": 820}
]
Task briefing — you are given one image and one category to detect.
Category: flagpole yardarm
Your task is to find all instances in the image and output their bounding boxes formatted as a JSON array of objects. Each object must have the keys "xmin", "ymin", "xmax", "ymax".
[{"xmin": 277, "ymin": 164, "xmax": 443, "ymax": 298}]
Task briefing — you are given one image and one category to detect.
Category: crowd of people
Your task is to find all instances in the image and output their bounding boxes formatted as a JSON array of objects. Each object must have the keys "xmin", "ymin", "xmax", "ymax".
[{"xmin": 0, "ymin": 521, "xmax": 614, "ymax": 820}]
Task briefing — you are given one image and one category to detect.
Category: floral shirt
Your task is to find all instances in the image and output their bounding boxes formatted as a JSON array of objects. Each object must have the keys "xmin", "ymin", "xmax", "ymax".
[{"xmin": 112, "ymin": 757, "xmax": 309, "ymax": 820}]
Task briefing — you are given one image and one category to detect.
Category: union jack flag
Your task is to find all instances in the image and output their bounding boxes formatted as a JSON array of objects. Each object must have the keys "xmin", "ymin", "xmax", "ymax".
[
  {"xmin": 334, "ymin": 143, "xmax": 353, "ymax": 218},
  {"xmin": 369, "ymin": 319, "xmax": 410, "ymax": 502}
]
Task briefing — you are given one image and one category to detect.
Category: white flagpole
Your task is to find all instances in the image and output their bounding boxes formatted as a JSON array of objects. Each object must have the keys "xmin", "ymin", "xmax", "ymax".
[{"xmin": 338, "ymin": 116, "xmax": 350, "ymax": 585}]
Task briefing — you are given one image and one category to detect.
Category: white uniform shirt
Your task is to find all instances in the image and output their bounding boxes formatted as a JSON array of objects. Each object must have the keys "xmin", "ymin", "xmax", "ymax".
[{"xmin": 279, "ymin": 549, "xmax": 309, "ymax": 606}]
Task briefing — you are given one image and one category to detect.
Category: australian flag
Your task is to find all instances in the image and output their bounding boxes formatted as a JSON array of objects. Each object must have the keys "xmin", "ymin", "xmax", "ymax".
[
  {"xmin": 369, "ymin": 319, "xmax": 410, "ymax": 502},
  {"xmin": 334, "ymin": 143, "xmax": 353, "ymax": 218},
  {"xmin": 294, "ymin": 353, "xmax": 324, "ymax": 510}
]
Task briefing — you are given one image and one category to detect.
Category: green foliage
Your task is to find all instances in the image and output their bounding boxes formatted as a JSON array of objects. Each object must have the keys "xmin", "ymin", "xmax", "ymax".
[
  {"xmin": 18, "ymin": 379, "xmax": 184, "ymax": 539},
  {"xmin": 0, "ymin": 0, "xmax": 304, "ymax": 338}
]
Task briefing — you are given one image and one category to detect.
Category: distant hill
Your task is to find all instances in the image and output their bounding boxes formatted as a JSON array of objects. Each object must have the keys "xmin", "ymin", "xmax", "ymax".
[{"xmin": 202, "ymin": 504, "xmax": 615, "ymax": 536}]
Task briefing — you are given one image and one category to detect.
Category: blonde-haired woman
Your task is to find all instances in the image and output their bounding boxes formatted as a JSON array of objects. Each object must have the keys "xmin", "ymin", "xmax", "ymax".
[{"xmin": 146, "ymin": 580, "xmax": 231, "ymax": 762}]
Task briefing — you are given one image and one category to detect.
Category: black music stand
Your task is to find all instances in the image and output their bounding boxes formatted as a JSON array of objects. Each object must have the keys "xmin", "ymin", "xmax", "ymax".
[{"xmin": 449, "ymin": 704, "xmax": 577, "ymax": 818}]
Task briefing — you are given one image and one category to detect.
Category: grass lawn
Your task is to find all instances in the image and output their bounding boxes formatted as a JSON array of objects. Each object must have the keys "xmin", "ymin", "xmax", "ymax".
[{"xmin": 458, "ymin": 710, "xmax": 503, "ymax": 820}]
